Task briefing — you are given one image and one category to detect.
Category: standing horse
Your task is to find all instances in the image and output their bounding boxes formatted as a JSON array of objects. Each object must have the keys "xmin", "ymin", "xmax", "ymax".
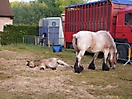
[{"xmin": 72, "ymin": 30, "xmax": 117, "ymax": 73}]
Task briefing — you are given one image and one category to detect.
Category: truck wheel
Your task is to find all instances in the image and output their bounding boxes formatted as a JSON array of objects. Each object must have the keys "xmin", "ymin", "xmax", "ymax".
[{"xmin": 117, "ymin": 45, "xmax": 128, "ymax": 60}]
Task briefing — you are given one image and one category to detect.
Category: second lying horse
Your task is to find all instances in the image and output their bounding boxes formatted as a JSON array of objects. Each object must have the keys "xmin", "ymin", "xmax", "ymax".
[
  {"xmin": 72, "ymin": 30, "xmax": 118, "ymax": 73},
  {"xmin": 26, "ymin": 58, "xmax": 70, "ymax": 70}
]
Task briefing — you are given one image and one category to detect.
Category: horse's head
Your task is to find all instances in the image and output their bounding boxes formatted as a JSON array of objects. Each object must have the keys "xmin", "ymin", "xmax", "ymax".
[
  {"xmin": 108, "ymin": 52, "xmax": 118, "ymax": 69},
  {"xmin": 26, "ymin": 61, "xmax": 35, "ymax": 68},
  {"xmin": 26, "ymin": 60, "xmax": 41, "ymax": 68}
]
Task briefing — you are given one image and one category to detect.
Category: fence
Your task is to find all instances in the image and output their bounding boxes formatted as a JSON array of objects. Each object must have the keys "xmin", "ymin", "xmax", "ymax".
[
  {"xmin": 116, "ymin": 42, "xmax": 132, "ymax": 66},
  {"xmin": 23, "ymin": 35, "xmax": 64, "ymax": 46},
  {"xmin": 23, "ymin": 35, "xmax": 39, "ymax": 45}
]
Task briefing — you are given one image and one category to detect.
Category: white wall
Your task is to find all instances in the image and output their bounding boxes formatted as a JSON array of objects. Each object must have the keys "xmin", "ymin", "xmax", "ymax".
[{"xmin": 0, "ymin": 17, "xmax": 13, "ymax": 32}]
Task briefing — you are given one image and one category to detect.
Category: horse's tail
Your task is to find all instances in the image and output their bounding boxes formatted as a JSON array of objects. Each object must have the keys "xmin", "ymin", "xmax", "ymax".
[{"xmin": 72, "ymin": 34, "xmax": 78, "ymax": 48}]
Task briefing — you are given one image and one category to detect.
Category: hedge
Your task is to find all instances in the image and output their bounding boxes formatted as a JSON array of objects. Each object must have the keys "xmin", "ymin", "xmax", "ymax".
[{"xmin": 0, "ymin": 25, "xmax": 39, "ymax": 45}]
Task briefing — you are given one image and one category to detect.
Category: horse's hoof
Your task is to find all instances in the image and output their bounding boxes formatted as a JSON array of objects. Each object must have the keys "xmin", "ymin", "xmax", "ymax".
[
  {"xmin": 29, "ymin": 66, "xmax": 34, "ymax": 68},
  {"xmin": 88, "ymin": 60, "xmax": 95, "ymax": 70},
  {"xmin": 102, "ymin": 62, "xmax": 109, "ymax": 71},
  {"xmin": 74, "ymin": 66, "xmax": 84, "ymax": 73},
  {"xmin": 40, "ymin": 67, "xmax": 44, "ymax": 70},
  {"xmin": 51, "ymin": 68, "xmax": 56, "ymax": 70},
  {"xmin": 70, "ymin": 66, "xmax": 74, "ymax": 68},
  {"xmin": 79, "ymin": 66, "xmax": 84, "ymax": 72},
  {"xmin": 110, "ymin": 66, "xmax": 115, "ymax": 69},
  {"xmin": 74, "ymin": 69, "xmax": 80, "ymax": 73},
  {"xmin": 88, "ymin": 63, "xmax": 95, "ymax": 70}
]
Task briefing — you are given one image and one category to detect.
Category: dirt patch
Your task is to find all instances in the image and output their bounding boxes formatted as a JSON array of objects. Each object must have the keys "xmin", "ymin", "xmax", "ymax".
[
  {"xmin": 0, "ymin": 50, "xmax": 97, "ymax": 99},
  {"xmin": 0, "ymin": 49, "xmax": 130, "ymax": 99}
]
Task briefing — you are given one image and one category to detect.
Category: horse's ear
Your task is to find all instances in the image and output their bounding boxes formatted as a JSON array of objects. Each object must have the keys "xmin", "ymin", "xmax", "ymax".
[
  {"xmin": 26, "ymin": 61, "xmax": 30, "ymax": 66},
  {"xmin": 116, "ymin": 52, "xmax": 118, "ymax": 56},
  {"xmin": 115, "ymin": 52, "xmax": 119, "ymax": 61}
]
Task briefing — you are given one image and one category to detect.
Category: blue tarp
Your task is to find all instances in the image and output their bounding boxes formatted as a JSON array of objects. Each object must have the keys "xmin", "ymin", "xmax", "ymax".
[
  {"xmin": 112, "ymin": 0, "xmax": 132, "ymax": 4},
  {"xmin": 86, "ymin": 0, "xmax": 132, "ymax": 5},
  {"xmin": 65, "ymin": 0, "xmax": 132, "ymax": 8}
]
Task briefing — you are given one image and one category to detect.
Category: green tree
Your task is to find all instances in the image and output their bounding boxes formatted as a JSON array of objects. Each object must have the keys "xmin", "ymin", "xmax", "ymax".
[
  {"xmin": 55, "ymin": 0, "xmax": 84, "ymax": 13},
  {"xmin": 11, "ymin": 0, "xmax": 84, "ymax": 25},
  {"xmin": 11, "ymin": 1, "xmax": 48, "ymax": 25}
]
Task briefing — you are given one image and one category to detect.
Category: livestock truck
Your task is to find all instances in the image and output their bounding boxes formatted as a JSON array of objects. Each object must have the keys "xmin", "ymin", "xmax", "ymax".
[{"xmin": 64, "ymin": 0, "xmax": 132, "ymax": 64}]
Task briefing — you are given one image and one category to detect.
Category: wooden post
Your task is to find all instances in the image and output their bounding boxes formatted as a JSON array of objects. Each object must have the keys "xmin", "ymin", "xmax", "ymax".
[{"xmin": 64, "ymin": 39, "xmax": 66, "ymax": 48}]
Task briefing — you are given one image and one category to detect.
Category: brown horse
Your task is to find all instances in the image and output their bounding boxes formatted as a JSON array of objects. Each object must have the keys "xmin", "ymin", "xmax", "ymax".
[
  {"xmin": 72, "ymin": 30, "xmax": 117, "ymax": 73},
  {"xmin": 26, "ymin": 58, "xmax": 70, "ymax": 70}
]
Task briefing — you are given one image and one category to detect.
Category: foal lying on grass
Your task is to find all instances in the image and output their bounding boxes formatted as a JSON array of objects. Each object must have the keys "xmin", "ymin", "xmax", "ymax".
[{"xmin": 26, "ymin": 58, "xmax": 71, "ymax": 70}]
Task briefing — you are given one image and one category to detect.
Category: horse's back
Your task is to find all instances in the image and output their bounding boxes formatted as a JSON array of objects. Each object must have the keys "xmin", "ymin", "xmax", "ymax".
[
  {"xmin": 73, "ymin": 30, "xmax": 116, "ymax": 53},
  {"xmin": 94, "ymin": 30, "xmax": 116, "ymax": 52},
  {"xmin": 96, "ymin": 30, "xmax": 115, "ymax": 47},
  {"xmin": 73, "ymin": 31, "xmax": 93, "ymax": 50},
  {"xmin": 74, "ymin": 30, "xmax": 109, "ymax": 51}
]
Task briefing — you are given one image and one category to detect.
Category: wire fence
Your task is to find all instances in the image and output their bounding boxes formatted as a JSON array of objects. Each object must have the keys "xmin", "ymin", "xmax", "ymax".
[
  {"xmin": 23, "ymin": 35, "xmax": 64, "ymax": 47},
  {"xmin": 23, "ymin": 35, "xmax": 39, "ymax": 45}
]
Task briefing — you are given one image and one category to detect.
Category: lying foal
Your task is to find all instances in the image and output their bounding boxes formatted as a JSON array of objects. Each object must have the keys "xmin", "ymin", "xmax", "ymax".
[{"xmin": 26, "ymin": 58, "xmax": 70, "ymax": 70}]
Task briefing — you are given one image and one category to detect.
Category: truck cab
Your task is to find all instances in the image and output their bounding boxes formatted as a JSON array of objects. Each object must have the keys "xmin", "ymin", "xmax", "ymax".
[
  {"xmin": 116, "ymin": 6, "xmax": 132, "ymax": 44},
  {"xmin": 115, "ymin": 6, "xmax": 132, "ymax": 61}
]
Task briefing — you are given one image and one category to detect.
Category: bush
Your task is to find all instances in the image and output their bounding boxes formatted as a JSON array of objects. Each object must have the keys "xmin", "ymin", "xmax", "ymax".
[{"xmin": 0, "ymin": 25, "xmax": 39, "ymax": 45}]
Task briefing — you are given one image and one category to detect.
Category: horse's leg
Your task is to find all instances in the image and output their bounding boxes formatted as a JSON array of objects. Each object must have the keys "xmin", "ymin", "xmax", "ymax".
[
  {"xmin": 74, "ymin": 51, "xmax": 85, "ymax": 73},
  {"xmin": 108, "ymin": 51, "xmax": 116, "ymax": 69},
  {"xmin": 74, "ymin": 51, "xmax": 79, "ymax": 72},
  {"xmin": 40, "ymin": 39, "xmax": 43, "ymax": 46},
  {"xmin": 102, "ymin": 51, "xmax": 110, "ymax": 71},
  {"xmin": 88, "ymin": 53, "xmax": 99, "ymax": 70},
  {"xmin": 40, "ymin": 65, "xmax": 46, "ymax": 70}
]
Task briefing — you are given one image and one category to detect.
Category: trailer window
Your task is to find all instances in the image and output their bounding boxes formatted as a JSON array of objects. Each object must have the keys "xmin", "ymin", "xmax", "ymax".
[{"xmin": 125, "ymin": 13, "xmax": 132, "ymax": 25}]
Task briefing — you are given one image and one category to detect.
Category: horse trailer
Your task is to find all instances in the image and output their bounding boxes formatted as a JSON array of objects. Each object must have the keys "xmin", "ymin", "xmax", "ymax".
[
  {"xmin": 39, "ymin": 17, "xmax": 64, "ymax": 46},
  {"xmin": 64, "ymin": 0, "xmax": 132, "ymax": 64}
]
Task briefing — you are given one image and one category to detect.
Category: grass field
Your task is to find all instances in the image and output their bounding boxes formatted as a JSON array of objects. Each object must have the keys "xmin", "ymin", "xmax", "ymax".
[{"xmin": 0, "ymin": 44, "xmax": 131, "ymax": 99}]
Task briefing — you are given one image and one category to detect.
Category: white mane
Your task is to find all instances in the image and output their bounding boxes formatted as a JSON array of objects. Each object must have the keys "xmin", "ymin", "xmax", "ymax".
[{"xmin": 97, "ymin": 30, "xmax": 117, "ymax": 53}]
